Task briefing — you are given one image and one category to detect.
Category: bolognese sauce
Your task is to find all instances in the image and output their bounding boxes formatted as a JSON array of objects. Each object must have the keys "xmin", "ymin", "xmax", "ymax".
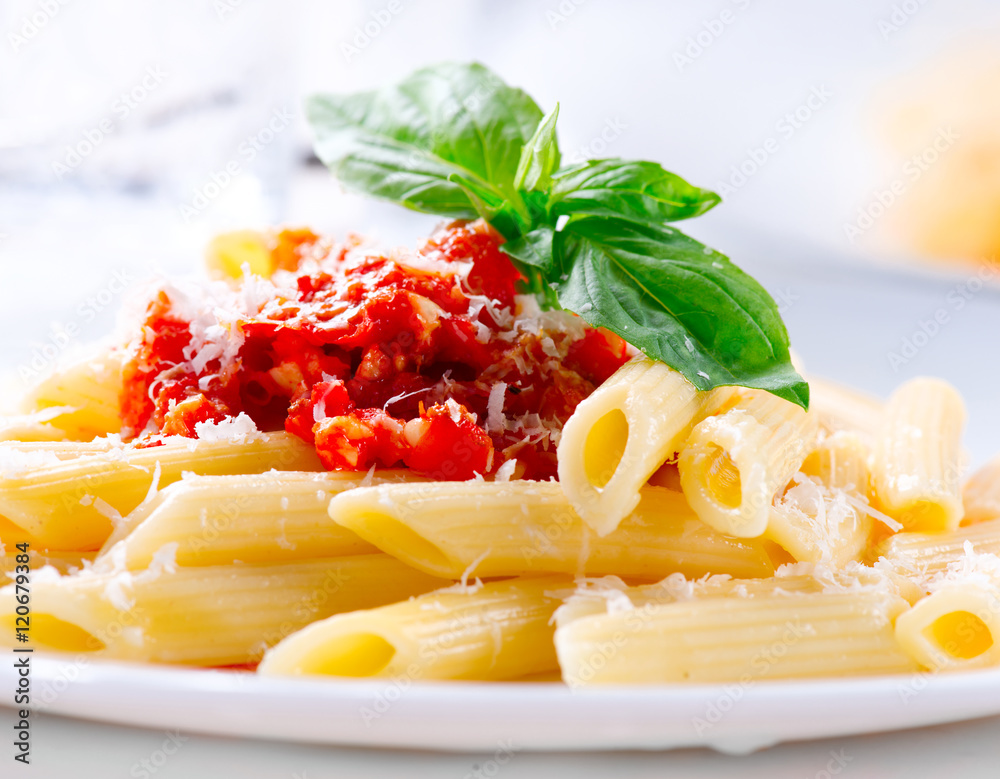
[{"xmin": 120, "ymin": 221, "xmax": 629, "ymax": 480}]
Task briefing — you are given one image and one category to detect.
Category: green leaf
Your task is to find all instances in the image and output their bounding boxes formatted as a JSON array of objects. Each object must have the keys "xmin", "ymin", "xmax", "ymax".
[
  {"xmin": 513, "ymin": 103, "xmax": 560, "ymax": 192},
  {"xmin": 554, "ymin": 217, "xmax": 808, "ymax": 408},
  {"xmin": 306, "ymin": 62, "xmax": 544, "ymax": 218},
  {"xmin": 550, "ymin": 159, "xmax": 721, "ymax": 224},
  {"xmin": 500, "ymin": 225, "xmax": 561, "ymax": 308},
  {"xmin": 447, "ymin": 173, "xmax": 524, "ymax": 239}
]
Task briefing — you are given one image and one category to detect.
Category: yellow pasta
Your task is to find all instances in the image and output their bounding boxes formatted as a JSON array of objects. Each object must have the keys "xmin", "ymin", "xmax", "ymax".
[
  {"xmin": 679, "ymin": 389, "xmax": 818, "ymax": 537},
  {"xmin": 0, "ymin": 554, "xmax": 448, "ymax": 665},
  {"xmin": 0, "ymin": 410, "xmax": 72, "ymax": 443},
  {"xmin": 766, "ymin": 432, "xmax": 875, "ymax": 564},
  {"xmin": 556, "ymin": 588, "xmax": 916, "ymax": 685},
  {"xmin": 875, "ymin": 517, "xmax": 1000, "ymax": 578},
  {"xmin": 19, "ymin": 350, "xmax": 124, "ymax": 440},
  {"xmin": 0, "ymin": 439, "xmax": 116, "ymax": 460},
  {"xmin": 806, "ymin": 375, "xmax": 884, "ymax": 438},
  {"xmin": 329, "ymin": 480, "xmax": 787, "ymax": 581},
  {"xmin": 0, "ymin": 431, "xmax": 322, "ymax": 551},
  {"xmin": 895, "ymin": 583, "xmax": 1000, "ymax": 671},
  {"xmin": 260, "ymin": 576, "xmax": 567, "ymax": 680},
  {"xmin": 96, "ymin": 471, "xmax": 425, "ymax": 570},
  {"xmin": 552, "ymin": 573, "xmax": 826, "ymax": 628},
  {"xmin": 872, "ymin": 377, "xmax": 966, "ymax": 532},
  {"xmin": 557, "ymin": 357, "xmax": 703, "ymax": 536},
  {"xmin": 963, "ymin": 455, "xmax": 1000, "ymax": 525}
]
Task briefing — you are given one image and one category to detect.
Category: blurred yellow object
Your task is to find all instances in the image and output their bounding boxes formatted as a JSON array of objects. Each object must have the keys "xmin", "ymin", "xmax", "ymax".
[
  {"xmin": 875, "ymin": 38, "xmax": 1000, "ymax": 266},
  {"xmin": 205, "ymin": 230, "xmax": 273, "ymax": 279}
]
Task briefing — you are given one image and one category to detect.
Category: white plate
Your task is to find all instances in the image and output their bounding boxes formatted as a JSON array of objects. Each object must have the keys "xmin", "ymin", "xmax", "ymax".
[{"xmin": 4, "ymin": 655, "xmax": 1000, "ymax": 753}]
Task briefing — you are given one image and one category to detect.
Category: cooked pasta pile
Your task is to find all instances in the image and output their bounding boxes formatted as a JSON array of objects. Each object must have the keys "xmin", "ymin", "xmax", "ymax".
[{"xmin": 2, "ymin": 225, "xmax": 999, "ymax": 686}]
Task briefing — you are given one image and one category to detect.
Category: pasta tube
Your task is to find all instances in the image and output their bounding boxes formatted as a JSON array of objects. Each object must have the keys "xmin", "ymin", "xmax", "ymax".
[
  {"xmin": 556, "ymin": 589, "xmax": 916, "ymax": 685},
  {"xmin": 96, "ymin": 471, "xmax": 423, "ymax": 570},
  {"xmin": 766, "ymin": 432, "xmax": 875, "ymax": 564},
  {"xmin": 260, "ymin": 576, "xmax": 567, "ymax": 680},
  {"xmin": 963, "ymin": 455, "xmax": 1000, "ymax": 525},
  {"xmin": 875, "ymin": 518, "xmax": 1000, "ymax": 578},
  {"xmin": 679, "ymin": 389, "xmax": 817, "ymax": 537},
  {"xmin": 329, "ymin": 481, "xmax": 787, "ymax": 580},
  {"xmin": 19, "ymin": 349, "xmax": 124, "ymax": 440},
  {"xmin": 557, "ymin": 358, "xmax": 703, "ymax": 536},
  {"xmin": 0, "ymin": 432, "xmax": 322, "ymax": 551},
  {"xmin": 895, "ymin": 583, "xmax": 1000, "ymax": 670},
  {"xmin": 872, "ymin": 377, "xmax": 966, "ymax": 532},
  {"xmin": 0, "ymin": 554, "xmax": 448, "ymax": 665},
  {"xmin": 806, "ymin": 375, "xmax": 883, "ymax": 439}
]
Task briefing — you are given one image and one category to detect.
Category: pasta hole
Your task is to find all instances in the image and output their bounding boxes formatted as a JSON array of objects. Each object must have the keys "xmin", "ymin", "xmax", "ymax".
[
  {"xmin": 583, "ymin": 409, "xmax": 629, "ymax": 489},
  {"xmin": 901, "ymin": 501, "xmax": 950, "ymax": 532},
  {"xmin": 303, "ymin": 632, "xmax": 396, "ymax": 677},
  {"xmin": 927, "ymin": 611, "xmax": 994, "ymax": 660},
  {"xmin": 705, "ymin": 446, "xmax": 743, "ymax": 509},
  {"xmin": 4, "ymin": 614, "xmax": 104, "ymax": 653}
]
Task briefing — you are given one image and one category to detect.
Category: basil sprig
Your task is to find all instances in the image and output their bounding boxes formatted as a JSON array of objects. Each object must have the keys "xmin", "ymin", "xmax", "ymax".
[{"xmin": 307, "ymin": 62, "xmax": 808, "ymax": 408}]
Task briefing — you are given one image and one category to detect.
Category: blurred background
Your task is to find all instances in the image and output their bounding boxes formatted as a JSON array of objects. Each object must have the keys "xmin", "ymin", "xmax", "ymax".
[{"xmin": 1, "ymin": 0, "xmax": 999, "ymax": 459}]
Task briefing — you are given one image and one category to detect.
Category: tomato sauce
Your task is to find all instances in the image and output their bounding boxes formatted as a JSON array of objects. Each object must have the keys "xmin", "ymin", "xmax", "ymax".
[{"xmin": 120, "ymin": 221, "xmax": 629, "ymax": 480}]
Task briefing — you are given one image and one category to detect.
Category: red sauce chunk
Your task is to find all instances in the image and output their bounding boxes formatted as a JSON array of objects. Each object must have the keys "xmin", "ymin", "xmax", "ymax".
[{"xmin": 119, "ymin": 221, "xmax": 629, "ymax": 480}]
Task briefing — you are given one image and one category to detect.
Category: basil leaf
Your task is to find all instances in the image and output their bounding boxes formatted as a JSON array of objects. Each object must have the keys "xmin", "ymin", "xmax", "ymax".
[
  {"xmin": 447, "ymin": 173, "xmax": 525, "ymax": 239},
  {"xmin": 307, "ymin": 62, "xmax": 544, "ymax": 217},
  {"xmin": 501, "ymin": 225, "xmax": 557, "ymax": 275},
  {"xmin": 513, "ymin": 104, "xmax": 560, "ymax": 192},
  {"xmin": 555, "ymin": 217, "xmax": 808, "ymax": 408},
  {"xmin": 550, "ymin": 159, "xmax": 721, "ymax": 224},
  {"xmin": 500, "ymin": 225, "xmax": 561, "ymax": 307}
]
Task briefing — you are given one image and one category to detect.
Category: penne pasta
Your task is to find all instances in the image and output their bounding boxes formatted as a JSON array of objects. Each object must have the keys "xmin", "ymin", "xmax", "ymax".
[
  {"xmin": 0, "ymin": 431, "xmax": 323, "ymax": 551},
  {"xmin": 963, "ymin": 455, "xmax": 1000, "ymax": 525},
  {"xmin": 679, "ymin": 389, "xmax": 818, "ymax": 538},
  {"xmin": 329, "ymin": 481, "xmax": 788, "ymax": 581},
  {"xmin": 0, "ymin": 439, "xmax": 117, "ymax": 460},
  {"xmin": 895, "ymin": 583, "xmax": 1000, "ymax": 671},
  {"xmin": 552, "ymin": 573, "xmax": 826, "ymax": 629},
  {"xmin": 0, "ymin": 410, "xmax": 72, "ymax": 443},
  {"xmin": 95, "ymin": 471, "xmax": 424, "ymax": 570},
  {"xmin": 19, "ymin": 349, "xmax": 124, "ymax": 440},
  {"xmin": 0, "ymin": 554, "xmax": 448, "ymax": 665},
  {"xmin": 260, "ymin": 576, "xmax": 567, "ymax": 680},
  {"xmin": 806, "ymin": 375, "xmax": 884, "ymax": 439},
  {"xmin": 874, "ymin": 517, "xmax": 1000, "ymax": 579},
  {"xmin": 557, "ymin": 358, "xmax": 703, "ymax": 536},
  {"xmin": 872, "ymin": 377, "xmax": 966, "ymax": 532},
  {"xmin": 556, "ymin": 588, "xmax": 916, "ymax": 685},
  {"xmin": 766, "ymin": 432, "xmax": 875, "ymax": 564}
]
